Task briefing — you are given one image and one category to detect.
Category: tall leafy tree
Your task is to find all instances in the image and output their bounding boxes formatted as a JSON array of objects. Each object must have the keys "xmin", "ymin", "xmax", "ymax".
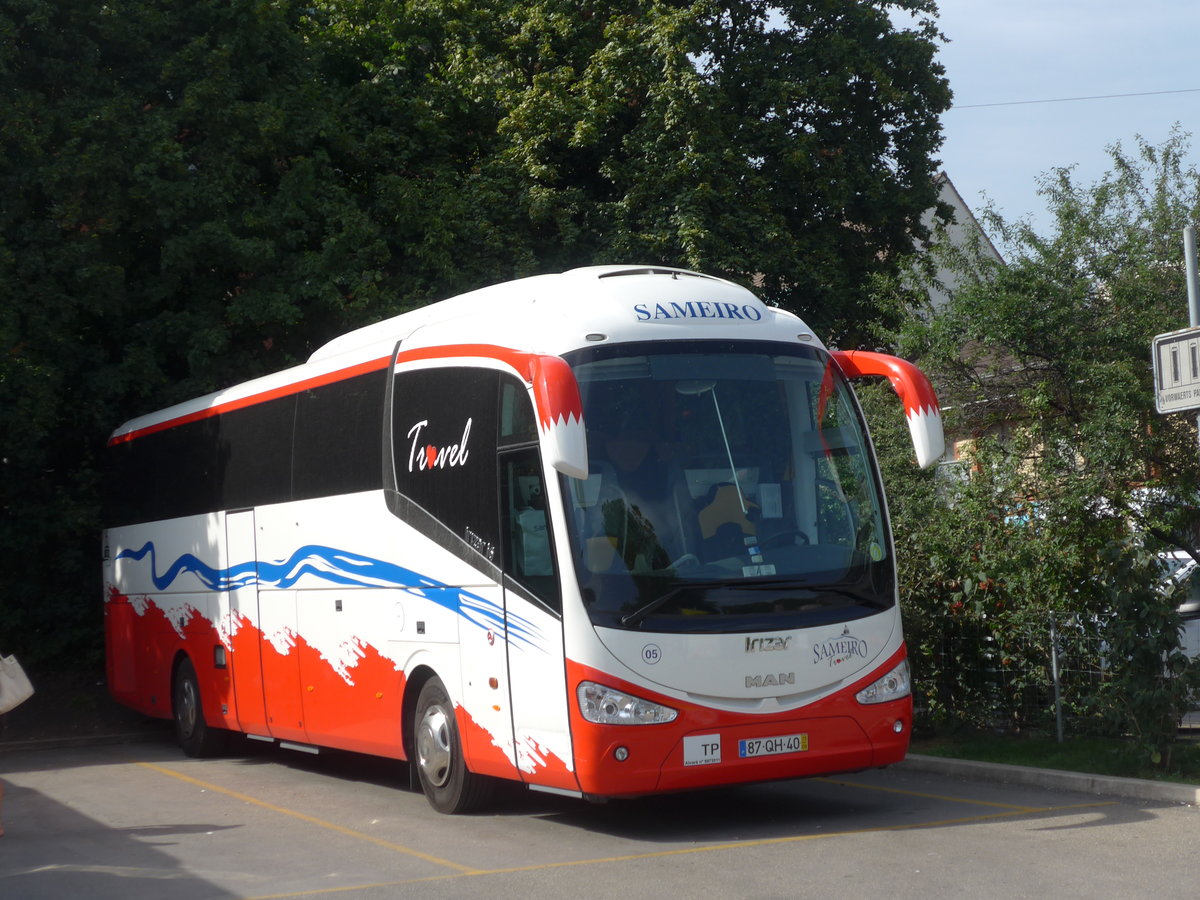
[
  {"xmin": 398, "ymin": 0, "xmax": 952, "ymax": 343},
  {"xmin": 877, "ymin": 131, "xmax": 1200, "ymax": 750},
  {"xmin": 901, "ymin": 130, "xmax": 1200, "ymax": 553},
  {"xmin": 1, "ymin": 0, "xmax": 383, "ymax": 662}
]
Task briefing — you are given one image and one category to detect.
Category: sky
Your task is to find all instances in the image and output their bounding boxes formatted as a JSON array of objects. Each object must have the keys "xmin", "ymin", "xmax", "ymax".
[{"xmin": 929, "ymin": 0, "xmax": 1200, "ymax": 245}]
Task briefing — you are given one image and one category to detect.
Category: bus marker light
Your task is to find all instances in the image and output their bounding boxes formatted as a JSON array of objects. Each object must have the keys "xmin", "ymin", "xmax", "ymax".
[
  {"xmin": 614, "ymin": 746, "xmax": 629, "ymax": 762},
  {"xmin": 893, "ymin": 719, "xmax": 904, "ymax": 734}
]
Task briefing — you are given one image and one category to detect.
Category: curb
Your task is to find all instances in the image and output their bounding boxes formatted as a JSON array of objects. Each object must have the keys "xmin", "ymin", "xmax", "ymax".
[{"xmin": 902, "ymin": 753, "xmax": 1200, "ymax": 806}]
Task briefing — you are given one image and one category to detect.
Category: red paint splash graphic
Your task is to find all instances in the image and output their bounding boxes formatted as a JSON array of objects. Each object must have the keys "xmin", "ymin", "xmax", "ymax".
[{"xmin": 105, "ymin": 588, "xmax": 574, "ymax": 786}]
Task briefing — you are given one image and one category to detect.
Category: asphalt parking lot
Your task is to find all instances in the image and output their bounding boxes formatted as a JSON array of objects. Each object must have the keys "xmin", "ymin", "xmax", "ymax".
[{"xmin": 1, "ymin": 733, "xmax": 1196, "ymax": 900}]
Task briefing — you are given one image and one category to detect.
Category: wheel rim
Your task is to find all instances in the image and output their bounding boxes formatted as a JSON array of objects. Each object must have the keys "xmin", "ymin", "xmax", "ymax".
[
  {"xmin": 416, "ymin": 703, "xmax": 453, "ymax": 788},
  {"xmin": 177, "ymin": 678, "xmax": 198, "ymax": 740}
]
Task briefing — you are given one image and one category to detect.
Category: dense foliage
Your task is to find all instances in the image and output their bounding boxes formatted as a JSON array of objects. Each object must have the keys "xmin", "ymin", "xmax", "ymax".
[
  {"xmin": 873, "ymin": 132, "xmax": 1200, "ymax": 762},
  {"xmin": 0, "ymin": 0, "xmax": 950, "ymax": 666}
]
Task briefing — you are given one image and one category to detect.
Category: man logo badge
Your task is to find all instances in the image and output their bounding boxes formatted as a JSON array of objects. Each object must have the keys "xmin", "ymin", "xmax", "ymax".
[{"xmin": 745, "ymin": 672, "xmax": 796, "ymax": 689}]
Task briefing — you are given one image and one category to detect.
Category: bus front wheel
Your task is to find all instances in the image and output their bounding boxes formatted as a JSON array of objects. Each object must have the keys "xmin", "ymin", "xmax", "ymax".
[
  {"xmin": 413, "ymin": 677, "xmax": 493, "ymax": 814},
  {"xmin": 173, "ymin": 657, "xmax": 227, "ymax": 758}
]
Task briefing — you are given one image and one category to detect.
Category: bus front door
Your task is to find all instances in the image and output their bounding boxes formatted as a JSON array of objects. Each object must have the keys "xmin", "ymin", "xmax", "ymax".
[{"xmin": 500, "ymin": 449, "xmax": 578, "ymax": 792}]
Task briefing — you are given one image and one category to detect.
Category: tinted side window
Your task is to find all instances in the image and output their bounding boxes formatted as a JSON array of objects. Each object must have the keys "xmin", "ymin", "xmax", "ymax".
[
  {"xmin": 105, "ymin": 416, "xmax": 222, "ymax": 525},
  {"xmin": 104, "ymin": 394, "xmax": 295, "ymax": 526},
  {"xmin": 393, "ymin": 367, "xmax": 500, "ymax": 563},
  {"xmin": 216, "ymin": 395, "xmax": 295, "ymax": 510},
  {"xmin": 499, "ymin": 377, "xmax": 537, "ymax": 445},
  {"xmin": 293, "ymin": 371, "xmax": 386, "ymax": 499}
]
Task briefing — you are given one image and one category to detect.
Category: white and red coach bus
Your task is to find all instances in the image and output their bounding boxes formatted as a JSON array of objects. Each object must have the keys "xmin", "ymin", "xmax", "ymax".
[{"xmin": 103, "ymin": 266, "xmax": 943, "ymax": 812}]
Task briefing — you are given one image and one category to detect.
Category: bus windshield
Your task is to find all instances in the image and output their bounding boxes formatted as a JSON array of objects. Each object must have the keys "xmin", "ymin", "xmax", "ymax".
[{"xmin": 562, "ymin": 340, "xmax": 894, "ymax": 632}]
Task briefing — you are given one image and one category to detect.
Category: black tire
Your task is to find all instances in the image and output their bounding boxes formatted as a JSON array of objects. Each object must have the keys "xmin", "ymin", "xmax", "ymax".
[
  {"xmin": 173, "ymin": 657, "xmax": 228, "ymax": 758},
  {"xmin": 412, "ymin": 677, "xmax": 494, "ymax": 814}
]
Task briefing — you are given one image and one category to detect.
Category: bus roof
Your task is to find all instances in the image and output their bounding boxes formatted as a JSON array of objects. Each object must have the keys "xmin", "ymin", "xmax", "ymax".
[
  {"xmin": 109, "ymin": 266, "xmax": 820, "ymax": 442},
  {"xmin": 308, "ymin": 266, "xmax": 812, "ymax": 364}
]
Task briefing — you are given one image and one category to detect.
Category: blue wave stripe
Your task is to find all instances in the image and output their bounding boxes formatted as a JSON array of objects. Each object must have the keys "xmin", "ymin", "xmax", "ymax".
[{"xmin": 115, "ymin": 541, "xmax": 543, "ymax": 650}]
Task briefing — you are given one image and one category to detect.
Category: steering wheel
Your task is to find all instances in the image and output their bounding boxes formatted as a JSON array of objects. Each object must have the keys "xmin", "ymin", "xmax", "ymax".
[{"xmin": 668, "ymin": 552, "xmax": 700, "ymax": 571}]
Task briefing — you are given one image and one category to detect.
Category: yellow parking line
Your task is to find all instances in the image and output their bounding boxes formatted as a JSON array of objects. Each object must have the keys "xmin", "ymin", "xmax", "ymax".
[
  {"xmin": 247, "ymin": 874, "xmax": 472, "ymax": 899},
  {"xmin": 136, "ymin": 762, "xmax": 481, "ymax": 874},
  {"xmin": 247, "ymin": 804, "xmax": 1115, "ymax": 899}
]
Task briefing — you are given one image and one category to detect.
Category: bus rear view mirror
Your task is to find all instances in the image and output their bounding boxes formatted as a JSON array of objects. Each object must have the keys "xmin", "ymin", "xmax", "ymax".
[
  {"xmin": 529, "ymin": 355, "xmax": 589, "ymax": 479},
  {"xmin": 831, "ymin": 350, "xmax": 944, "ymax": 469}
]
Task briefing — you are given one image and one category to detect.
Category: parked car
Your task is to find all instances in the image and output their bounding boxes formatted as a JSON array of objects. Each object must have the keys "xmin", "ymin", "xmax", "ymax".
[{"xmin": 1159, "ymin": 551, "xmax": 1200, "ymax": 659}]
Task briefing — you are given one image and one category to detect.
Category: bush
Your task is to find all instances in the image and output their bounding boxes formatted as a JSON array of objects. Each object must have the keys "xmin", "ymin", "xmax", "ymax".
[{"xmin": 1094, "ymin": 541, "xmax": 1200, "ymax": 769}]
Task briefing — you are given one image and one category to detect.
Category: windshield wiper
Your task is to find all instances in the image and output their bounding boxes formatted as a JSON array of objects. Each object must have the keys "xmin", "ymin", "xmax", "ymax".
[
  {"xmin": 620, "ymin": 577, "xmax": 800, "ymax": 628},
  {"xmin": 619, "ymin": 585, "xmax": 693, "ymax": 628},
  {"xmin": 619, "ymin": 580, "xmax": 741, "ymax": 628},
  {"xmin": 619, "ymin": 580, "xmax": 878, "ymax": 628}
]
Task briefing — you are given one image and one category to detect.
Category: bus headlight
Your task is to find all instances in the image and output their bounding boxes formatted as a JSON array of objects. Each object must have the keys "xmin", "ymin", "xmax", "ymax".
[
  {"xmin": 855, "ymin": 660, "xmax": 911, "ymax": 705},
  {"xmin": 577, "ymin": 681, "xmax": 679, "ymax": 725}
]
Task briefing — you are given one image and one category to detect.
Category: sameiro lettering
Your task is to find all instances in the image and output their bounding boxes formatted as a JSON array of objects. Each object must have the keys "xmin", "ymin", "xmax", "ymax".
[
  {"xmin": 812, "ymin": 634, "xmax": 868, "ymax": 666},
  {"xmin": 634, "ymin": 301, "xmax": 764, "ymax": 322}
]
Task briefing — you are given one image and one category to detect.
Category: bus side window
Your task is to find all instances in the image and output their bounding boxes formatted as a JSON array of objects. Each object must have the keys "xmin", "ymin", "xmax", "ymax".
[
  {"xmin": 392, "ymin": 367, "xmax": 501, "ymax": 565},
  {"xmin": 499, "ymin": 378, "xmax": 537, "ymax": 445},
  {"xmin": 501, "ymin": 447, "xmax": 560, "ymax": 612}
]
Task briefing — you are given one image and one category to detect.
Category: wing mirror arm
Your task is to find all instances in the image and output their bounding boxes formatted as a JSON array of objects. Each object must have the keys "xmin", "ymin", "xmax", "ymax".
[
  {"xmin": 528, "ymin": 355, "xmax": 589, "ymax": 479},
  {"xmin": 832, "ymin": 350, "xmax": 945, "ymax": 469}
]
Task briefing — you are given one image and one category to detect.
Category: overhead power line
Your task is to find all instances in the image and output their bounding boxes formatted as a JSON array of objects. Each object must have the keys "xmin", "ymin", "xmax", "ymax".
[{"xmin": 952, "ymin": 86, "xmax": 1200, "ymax": 110}]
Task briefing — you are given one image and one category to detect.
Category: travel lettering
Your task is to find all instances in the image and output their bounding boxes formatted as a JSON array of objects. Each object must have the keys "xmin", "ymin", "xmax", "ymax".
[{"xmin": 407, "ymin": 418, "xmax": 472, "ymax": 472}]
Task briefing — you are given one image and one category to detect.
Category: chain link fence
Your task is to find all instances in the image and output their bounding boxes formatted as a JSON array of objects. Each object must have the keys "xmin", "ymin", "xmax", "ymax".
[{"xmin": 909, "ymin": 615, "xmax": 1119, "ymax": 738}]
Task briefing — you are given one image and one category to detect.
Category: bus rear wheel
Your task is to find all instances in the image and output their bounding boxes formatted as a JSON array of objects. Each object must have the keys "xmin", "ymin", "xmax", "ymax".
[
  {"xmin": 173, "ymin": 657, "xmax": 227, "ymax": 758},
  {"xmin": 413, "ymin": 677, "xmax": 493, "ymax": 814}
]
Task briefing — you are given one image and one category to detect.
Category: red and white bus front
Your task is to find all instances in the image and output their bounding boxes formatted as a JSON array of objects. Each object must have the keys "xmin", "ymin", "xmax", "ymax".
[{"xmin": 554, "ymin": 339, "xmax": 912, "ymax": 798}]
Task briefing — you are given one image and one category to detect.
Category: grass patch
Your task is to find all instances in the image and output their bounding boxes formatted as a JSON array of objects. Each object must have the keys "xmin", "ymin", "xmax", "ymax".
[{"xmin": 910, "ymin": 730, "xmax": 1200, "ymax": 785}]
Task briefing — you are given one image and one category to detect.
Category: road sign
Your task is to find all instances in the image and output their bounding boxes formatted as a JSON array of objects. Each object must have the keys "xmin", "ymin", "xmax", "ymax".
[{"xmin": 1153, "ymin": 326, "xmax": 1200, "ymax": 413}]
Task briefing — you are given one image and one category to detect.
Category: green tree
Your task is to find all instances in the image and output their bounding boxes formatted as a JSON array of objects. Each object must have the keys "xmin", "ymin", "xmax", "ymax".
[
  {"xmin": 408, "ymin": 0, "xmax": 952, "ymax": 343},
  {"xmin": 0, "ymin": 0, "xmax": 386, "ymax": 663},
  {"xmin": 1098, "ymin": 540, "xmax": 1200, "ymax": 768},
  {"xmin": 876, "ymin": 131, "xmax": 1200, "ymax": 754}
]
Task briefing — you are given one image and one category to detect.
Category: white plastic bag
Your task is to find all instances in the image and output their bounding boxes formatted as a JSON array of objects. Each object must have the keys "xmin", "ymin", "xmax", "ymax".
[{"xmin": 0, "ymin": 654, "xmax": 34, "ymax": 714}]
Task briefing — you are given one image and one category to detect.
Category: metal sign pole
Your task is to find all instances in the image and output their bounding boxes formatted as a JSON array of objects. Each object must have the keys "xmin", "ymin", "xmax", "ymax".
[{"xmin": 1187, "ymin": 226, "xmax": 1200, "ymax": 451}]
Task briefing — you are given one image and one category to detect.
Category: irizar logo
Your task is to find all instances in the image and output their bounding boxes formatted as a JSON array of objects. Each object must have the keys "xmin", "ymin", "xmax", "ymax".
[
  {"xmin": 745, "ymin": 636, "xmax": 791, "ymax": 652},
  {"xmin": 406, "ymin": 418, "xmax": 472, "ymax": 472}
]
